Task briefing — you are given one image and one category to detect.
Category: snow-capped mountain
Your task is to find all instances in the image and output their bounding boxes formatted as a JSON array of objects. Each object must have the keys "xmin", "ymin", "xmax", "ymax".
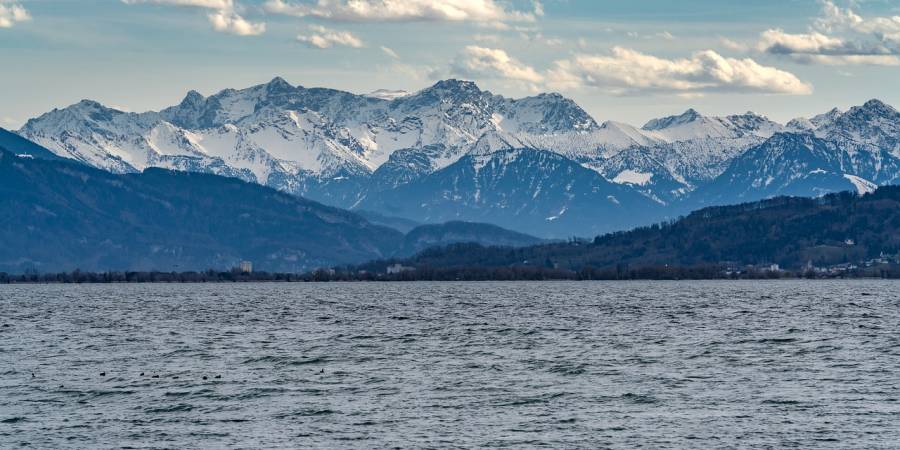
[
  {"xmin": 702, "ymin": 99, "xmax": 900, "ymax": 212},
  {"xmin": 20, "ymin": 78, "xmax": 601, "ymax": 207},
  {"xmin": 14, "ymin": 77, "xmax": 900, "ymax": 237},
  {"xmin": 687, "ymin": 102, "xmax": 900, "ymax": 210}
]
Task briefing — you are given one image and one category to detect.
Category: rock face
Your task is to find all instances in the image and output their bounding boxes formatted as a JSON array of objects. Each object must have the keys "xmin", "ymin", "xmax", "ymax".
[{"xmin": 15, "ymin": 76, "xmax": 900, "ymax": 237}]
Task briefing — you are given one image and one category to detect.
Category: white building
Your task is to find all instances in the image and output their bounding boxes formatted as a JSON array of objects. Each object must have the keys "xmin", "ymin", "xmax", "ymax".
[
  {"xmin": 386, "ymin": 263, "xmax": 414, "ymax": 275},
  {"xmin": 239, "ymin": 261, "xmax": 253, "ymax": 273}
]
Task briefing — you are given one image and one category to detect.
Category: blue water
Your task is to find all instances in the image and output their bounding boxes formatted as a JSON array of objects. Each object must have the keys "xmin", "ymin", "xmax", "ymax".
[{"xmin": 1, "ymin": 281, "xmax": 899, "ymax": 448}]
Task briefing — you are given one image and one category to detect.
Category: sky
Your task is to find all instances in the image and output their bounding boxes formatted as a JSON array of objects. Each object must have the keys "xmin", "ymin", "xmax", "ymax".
[{"xmin": 1, "ymin": 0, "xmax": 899, "ymax": 129}]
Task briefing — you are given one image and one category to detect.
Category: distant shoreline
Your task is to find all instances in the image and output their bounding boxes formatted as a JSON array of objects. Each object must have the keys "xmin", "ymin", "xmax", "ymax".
[{"xmin": 2, "ymin": 267, "xmax": 898, "ymax": 284}]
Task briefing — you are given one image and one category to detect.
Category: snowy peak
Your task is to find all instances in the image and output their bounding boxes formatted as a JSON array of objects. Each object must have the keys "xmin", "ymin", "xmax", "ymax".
[
  {"xmin": 506, "ymin": 93, "xmax": 598, "ymax": 133},
  {"xmin": 400, "ymin": 79, "xmax": 488, "ymax": 109},
  {"xmin": 418, "ymin": 79, "xmax": 483, "ymax": 98},
  {"xmin": 859, "ymin": 99, "xmax": 897, "ymax": 115},
  {"xmin": 640, "ymin": 108, "xmax": 783, "ymax": 142},
  {"xmin": 639, "ymin": 108, "xmax": 737, "ymax": 142},
  {"xmin": 786, "ymin": 100, "xmax": 898, "ymax": 136},
  {"xmin": 798, "ymin": 100, "xmax": 900, "ymax": 153},
  {"xmin": 841, "ymin": 99, "xmax": 899, "ymax": 124},
  {"xmin": 642, "ymin": 109, "xmax": 703, "ymax": 131},
  {"xmin": 265, "ymin": 76, "xmax": 295, "ymax": 94}
]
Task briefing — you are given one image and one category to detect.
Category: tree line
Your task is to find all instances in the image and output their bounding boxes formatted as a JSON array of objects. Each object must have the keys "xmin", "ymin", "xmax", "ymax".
[{"xmin": 2, "ymin": 264, "xmax": 900, "ymax": 283}]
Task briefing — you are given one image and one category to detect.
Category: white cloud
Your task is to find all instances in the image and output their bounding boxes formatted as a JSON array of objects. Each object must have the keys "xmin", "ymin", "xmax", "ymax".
[
  {"xmin": 758, "ymin": 29, "xmax": 849, "ymax": 54},
  {"xmin": 380, "ymin": 46, "xmax": 399, "ymax": 58},
  {"xmin": 208, "ymin": 9, "xmax": 265, "ymax": 35},
  {"xmin": 122, "ymin": 0, "xmax": 265, "ymax": 36},
  {"xmin": 264, "ymin": 0, "xmax": 540, "ymax": 26},
  {"xmin": 449, "ymin": 45, "xmax": 544, "ymax": 84},
  {"xmin": 546, "ymin": 47, "xmax": 812, "ymax": 95},
  {"xmin": 720, "ymin": 37, "xmax": 750, "ymax": 52},
  {"xmin": 0, "ymin": 0, "xmax": 30, "ymax": 28},
  {"xmin": 297, "ymin": 25, "xmax": 364, "ymax": 48},
  {"xmin": 756, "ymin": 1, "xmax": 900, "ymax": 65}
]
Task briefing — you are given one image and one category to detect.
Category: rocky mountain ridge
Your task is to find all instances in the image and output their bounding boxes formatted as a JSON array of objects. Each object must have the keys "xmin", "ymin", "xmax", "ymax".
[{"xmin": 15, "ymin": 78, "xmax": 900, "ymax": 237}]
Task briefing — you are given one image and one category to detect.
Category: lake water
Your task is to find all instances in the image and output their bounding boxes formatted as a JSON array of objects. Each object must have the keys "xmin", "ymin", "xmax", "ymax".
[{"xmin": 1, "ymin": 281, "xmax": 899, "ymax": 448}]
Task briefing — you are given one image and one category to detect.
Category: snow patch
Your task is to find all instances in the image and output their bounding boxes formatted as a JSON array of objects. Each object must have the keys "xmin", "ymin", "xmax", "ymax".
[
  {"xmin": 612, "ymin": 170, "xmax": 653, "ymax": 186},
  {"xmin": 843, "ymin": 174, "xmax": 877, "ymax": 195}
]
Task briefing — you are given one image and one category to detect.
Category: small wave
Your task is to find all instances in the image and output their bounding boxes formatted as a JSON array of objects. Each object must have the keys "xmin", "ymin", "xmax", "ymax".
[
  {"xmin": 241, "ymin": 355, "xmax": 327, "ymax": 366},
  {"xmin": 144, "ymin": 403, "xmax": 194, "ymax": 413},
  {"xmin": 497, "ymin": 392, "xmax": 566, "ymax": 406},
  {"xmin": 757, "ymin": 338, "xmax": 797, "ymax": 344},
  {"xmin": 1, "ymin": 416, "xmax": 27, "ymax": 424},
  {"xmin": 87, "ymin": 389, "xmax": 136, "ymax": 399},
  {"xmin": 548, "ymin": 363, "xmax": 588, "ymax": 375},
  {"xmin": 233, "ymin": 387, "xmax": 288, "ymax": 401},
  {"xmin": 620, "ymin": 393, "xmax": 659, "ymax": 404},
  {"xmin": 762, "ymin": 399, "xmax": 802, "ymax": 405},
  {"xmin": 273, "ymin": 408, "xmax": 337, "ymax": 418}
]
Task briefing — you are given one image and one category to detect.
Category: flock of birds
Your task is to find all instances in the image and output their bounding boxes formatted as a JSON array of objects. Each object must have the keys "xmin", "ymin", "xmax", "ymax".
[{"xmin": 29, "ymin": 368, "xmax": 326, "ymax": 387}]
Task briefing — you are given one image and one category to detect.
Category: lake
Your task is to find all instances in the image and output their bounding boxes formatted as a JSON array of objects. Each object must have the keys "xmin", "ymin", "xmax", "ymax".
[{"xmin": 1, "ymin": 281, "xmax": 898, "ymax": 448}]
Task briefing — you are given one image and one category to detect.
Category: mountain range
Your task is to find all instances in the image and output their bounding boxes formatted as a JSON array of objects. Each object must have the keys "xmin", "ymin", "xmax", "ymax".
[{"xmin": 13, "ymin": 78, "xmax": 900, "ymax": 237}]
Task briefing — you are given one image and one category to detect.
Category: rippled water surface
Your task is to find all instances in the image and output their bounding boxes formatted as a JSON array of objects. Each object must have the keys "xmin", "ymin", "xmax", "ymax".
[{"xmin": 2, "ymin": 281, "xmax": 899, "ymax": 448}]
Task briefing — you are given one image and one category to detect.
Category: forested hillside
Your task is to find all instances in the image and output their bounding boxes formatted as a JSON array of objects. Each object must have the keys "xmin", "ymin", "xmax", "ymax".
[{"xmin": 360, "ymin": 187, "xmax": 900, "ymax": 276}]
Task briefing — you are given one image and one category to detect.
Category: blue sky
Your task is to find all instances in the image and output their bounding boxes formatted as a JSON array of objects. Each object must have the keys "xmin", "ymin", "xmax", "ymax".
[{"xmin": 2, "ymin": 0, "xmax": 899, "ymax": 128}]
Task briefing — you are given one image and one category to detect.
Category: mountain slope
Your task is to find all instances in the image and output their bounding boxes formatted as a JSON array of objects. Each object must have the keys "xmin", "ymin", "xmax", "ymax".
[
  {"xmin": 0, "ymin": 128, "xmax": 69, "ymax": 162},
  {"xmin": 359, "ymin": 147, "xmax": 664, "ymax": 238},
  {"xmin": 397, "ymin": 221, "xmax": 543, "ymax": 257},
  {"xmin": 0, "ymin": 148, "xmax": 402, "ymax": 273}
]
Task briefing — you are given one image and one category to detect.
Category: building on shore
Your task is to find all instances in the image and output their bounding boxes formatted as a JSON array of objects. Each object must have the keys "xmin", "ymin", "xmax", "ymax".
[{"xmin": 386, "ymin": 263, "xmax": 415, "ymax": 275}]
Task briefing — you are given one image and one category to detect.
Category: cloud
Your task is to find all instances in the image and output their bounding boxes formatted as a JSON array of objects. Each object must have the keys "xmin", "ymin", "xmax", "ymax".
[
  {"xmin": 720, "ymin": 37, "xmax": 750, "ymax": 52},
  {"xmin": 380, "ymin": 46, "xmax": 399, "ymax": 58},
  {"xmin": 545, "ymin": 47, "xmax": 812, "ymax": 95},
  {"xmin": 449, "ymin": 45, "xmax": 544, "ymax": 85},
  {"xmin": 756, "ymin": 1, "xmax": 900, "ymax": 65},
  {"xmin": 122, "ymin": 0, "xmax": 265, "ymax": 36},
  {"xmin": 264, "ymin": 0, "xmax": 540, "ymax": 26},
  {"xmin": 757, "ymin": 28, "xmax": 900, "ymax": 65},
  {"xmin": 209, "ymin": 9, "xmax": 266, "ymax": 35},
  {"xmin": 297, "ymin": 25, "xmax": 363, "ymax": 48},
  {"xmin": 0, "ymin": 0, "xmax": 30, "ymax": 28}
]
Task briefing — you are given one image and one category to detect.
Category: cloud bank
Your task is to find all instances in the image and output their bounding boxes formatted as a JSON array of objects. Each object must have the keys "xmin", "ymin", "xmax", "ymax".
[
  {"xmin": 264, "ymin": 0, "xmax": 540, "ymax": 26},
  {"xmin": 757, "ymin": 1, "xmax": 900, "ymax": 66},
  {"xmin": 446, "ymin": 46, "xmax": 812, "ymax": 96}
]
